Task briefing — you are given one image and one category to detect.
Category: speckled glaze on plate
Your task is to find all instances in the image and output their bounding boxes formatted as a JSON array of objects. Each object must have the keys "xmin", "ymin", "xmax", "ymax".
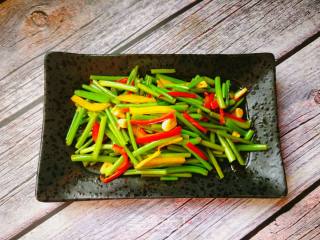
[{"xmin": 36, "ymin": 53, "xmax": 287, "ymax": 201}]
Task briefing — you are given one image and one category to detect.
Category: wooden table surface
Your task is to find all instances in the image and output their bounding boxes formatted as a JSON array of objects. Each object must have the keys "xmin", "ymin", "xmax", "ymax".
[{"xmin": 0, "ymin": 0, "xmax": 319, "ymax": 239}]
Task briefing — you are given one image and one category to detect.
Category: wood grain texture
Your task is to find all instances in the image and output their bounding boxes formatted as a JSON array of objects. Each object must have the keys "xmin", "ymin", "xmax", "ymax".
[
  {"xmin": 0, "ymin": 1, "xmax": 197, "ymax": 238},
  {"xmin": 252, "ymin": 186, "xmax": 320, "ymax": 240},
  {"xmin": 0, "ymin": 0, "xmax": 195, "ymax": 123},
  {"xmin": 126, "ymin": 0, "xmax": 320, "ymax": 56},
  {"xmin": 18, "ymin": 36, "xmax": 320, "ymax": 240},
  {"xmin": 1, "ymin": 0, "xmax": 320, "ymax": 125}
]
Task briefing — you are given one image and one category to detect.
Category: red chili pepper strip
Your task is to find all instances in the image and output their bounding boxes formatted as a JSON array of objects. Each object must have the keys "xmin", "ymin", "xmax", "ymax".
[
  {"xmin": 186, "ymin": 142, "xmax": 208, "ymax": 160},
  {"xmin": 203, "ymin": 92, "xmax": 211, "ymax": 109},
  {"xmin": 224, "ymin": 112, "xmax": 246, "ymax": 122},
  {"xmin": 116, "ymin": 78, "xmax": 128, "ymax": 84},
  {"xmin": 130, "ymin": 112, "xmax": 175, "ymax": 125},
  {"xmin": 219, "ymin": 108, "xmax": 225, "ymax": 125},
  {"xmin": 112, "ymin": 144, "xmax": 126, "ymax": 154},
  {"xmin": 168, "ymin": 92, "xmax": 197, "ymax": 98},
  {"xmin": 101, "ymin": 154, "xmax": 129, "ymax": 183},
  {"xmin": 136, "ymin": 126, "xmax": 182, "ymax": 144},
  {"xmin": 182, "ymin": 112, "xmax": 208, "ymax": 134},
  {"xmin": 92, "ymin": 122, "xmax": 100, "ymax": 142},
  {"xmin": 210, "ymin": 99, "xmax": 219, "ymax": 110},
  {"xmin": 101, "ymin": 144, "xmax": 130, "ymax": 184}
]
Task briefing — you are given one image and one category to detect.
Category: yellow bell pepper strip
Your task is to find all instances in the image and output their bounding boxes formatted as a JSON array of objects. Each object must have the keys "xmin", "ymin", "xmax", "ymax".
[
  {"xmin": 116, "ymin": 94, "xmax": 156, "ymax": 103},
  {"xmin": 130, "ymin": 106, "xmax": 175, "ymax": 115},
  {"xmin": 71, "ymin": 95, "xmax": 110, "ymax": 112},
  {"xmin": 234, "ymin": 87, "xmax": 248, "ymax": 101},
  {"xmin": 135, "ymin": 151, "xmax": 161, "ymax": 169},
  {"xmin": 139, "ymin": 157, "xmax": 186, "ymax": 169}
]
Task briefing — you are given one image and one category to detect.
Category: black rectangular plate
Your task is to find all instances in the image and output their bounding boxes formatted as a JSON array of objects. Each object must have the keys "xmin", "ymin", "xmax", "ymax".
[{"xmin": 36, "ymin": 53, "xmax": 287, "ymax": 201}]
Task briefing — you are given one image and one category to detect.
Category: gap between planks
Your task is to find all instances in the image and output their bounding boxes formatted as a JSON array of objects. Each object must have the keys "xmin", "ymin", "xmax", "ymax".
[{"xmin": 0, "ymin": 0, "xmax": 203, "ymax": 129}]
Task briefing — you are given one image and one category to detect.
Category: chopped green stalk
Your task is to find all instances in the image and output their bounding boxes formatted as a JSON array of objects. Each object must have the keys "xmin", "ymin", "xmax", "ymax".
[
  {"xmin": 189, "ymin": 113, "xmax": 202, "ymax": 120},
  {"xmin": 203, "ymin": 76, "xmax": 215, "ymax": 86},
  {"xmin": 228, "ymin": 118, "xmax": 251, "ymax": 129},
  {"xmin": 217, "ymin": 135, "xmax": 236, "ymax": 163},
  {"xmin": 183, "ymin": 145, "xmax": 213, "ymax": 171},
  {"xmin": 105, "ymin": 109, "xmax": 126, "ymax": 146},
  {"xmin": 133, "ymin": 136, "xmax": 182, "ymax": 157},
  {"xmin": 169, "ymin": 104, "xmax": 189, "ymax": 112},
  {"xmin": 145, "ymin": 74, "xmax": 155, "ymax": 85},
  {"xmin": 151, "ymin": 69, "xmax": 176, "ymax": 74},
  {"xmin": 127, "ymin": 65, "xmax": 139, "ymax": 86},
  {"xmin": 236, "ymin": 144, "xmax": 268, "ymax": 151},
  {"xmin": 185, "ymin": 159, "xmax": 201, "ymax": 165},
  {"xmin": 160, "ymin": 176, "xmax": 179, "ymax": 181},
  {"xmin": 104, "ymin": 155, "xmax": 124, "ymax": 176},
  {"xmin": 82, "ymin": 84, "xmax": 103, "ymax": 93},
  {"xmin": 167, "ymin": 145, "xmax": 186, "ymax": 152},
  {"xmin": 206, "ymin": 149, "xmax": 224, "ymax": 179},
  {"xmin": 199, "ymin": 121, "xmax": 231, "ymax": 131},
  {"xmin": 66, "ymin": 107, "xmax": 86, "ymax": 146},
  {"xmin": 166, "ymin": 166, "xmax": 208, "ymax": 176},
  {"xmin": 188, "ymin": 75, "xmax": 203, "ymax": 89},
  {"xmin": 137, "ymin": 83, "xmax": 160, "ymax": 98},
  {"xmin": 222, "ymin": 83, "xmax": 226, "ymax": 98},
  {"xmin": 121, "ymin": 129, "xmax": 129, "ymax": 143},
  {"xmin": 149, "ymin": 84, "xmax": 176, "ymax": 104},
  {"xmin": 164, "ymin": 84, "xmax": 189, "ymax": 91},
  {"xmin": 110, "ymin": 87, "xmax": 118, "ymax": 95},
  {"xmin": 105, "ymin": 129, "xmax": 120, "ymax": 145},
  {"xmin": 228, "ymin": 99, "xmax": 236, "ymax": 106},
  {"xmin": 99, "ymin": 80, "xmax": 138, "ymax": 92},
  {"xmin": 215, "ymin": 76, "xmax": 226, "ymax": 109},
  {"xmin": 216, "ymin": 130, "xmax": 253, "ymax": 144},
  {"xmin": 92, "ymin": 80, "xmax": 118, "ymax": 103},
  {"xmin": 225, "ymin": 119, "xmax": 248, "ymax": 136},
  {"xmin": 90, "ymin": 75, "xmax": 127, "ymax": 81},
  {"xmin": 181, "ymin": 129, "xmax": 199, "ymax": 138},
  {"xmin": 109, "ymin": 123, "xmax": 126, "ymax": 146},
  {"xmin": 226, "ymin": 138, "xmax": 245, "ymax": 165},
  {"xmin": 228, "ymin": 97, "xmax": 245, "ymax": 112},
  {"xmin": 126, "ymin": 112, "xmax": 139, "ymax": 153},
  {"xmin": 92, "ymin": 116, "xmax": 107, "ymax": 160},
  {"xmin": 225, "ymin": 80, "xmax": 231, "ymax": 106},
  {"xmin": 177, "ymin": 98, "xmax": 208, "ymax": 113},
  {"xmin": 124, "ymin": 169, "xmax": 167, "ymax": 175},
  {"xmin": 71, "ymin": 154, "xmax": 117, "ymax": 163},
  {"xmin": 75, "ymin": 112, "xmax": 98, "ymax": 149},
  {"xmin": 179, "ymin": 137, "xmax": 202, "ymax": 145},
  {"xmin": 244, "ymin": 129, "xmax": 255, "ymax": 140},
  {"xmin": 80, "ymin": 144, "xmax": 113, "ymax": 154},
  {"xmin": 175, "ymin": 112, "xmax": 207, "ymax": 139},
  {"xmin": 159, "ymin": 153, "xmax": 191, "ymax": 158},
  {"xmin": 168, "ymin": 173, "xmax": 192, "ymax": 178},
  {"xmin": 74, "ymin": 90, "xmax": 110, "ymax": 103},
  {"xmin": 200, "ymin": 140, "xmax": 224, "ymax": 151},
  {"xmin": 117, "ymin": 103, "xmax": 159, "ymax": 108},
  {"xmin": 75, "ymin": 138, "xmax": 93, "ymax": 154},
  {"xmin": 210, "ymin": 132, "xmax": 215, "ymax": 143},
  {"xmin": 124, "ymin": 146, "xmax": 138, "ymax": 166},
  {"xmin": 156, "ymin": 74, "xmax": 186, "ymax": 84}
]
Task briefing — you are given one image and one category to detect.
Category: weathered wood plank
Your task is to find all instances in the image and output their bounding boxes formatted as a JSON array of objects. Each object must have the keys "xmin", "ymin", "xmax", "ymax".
[
  {"xmin": 0, "ymin": 0, "xmax": 195, "ymax": 123},
  {"xmin": 0, "ymin": 0, "xmax": 195, "ymax": 79},
  {"xmin": 18, "ymin": 35, "xmax": 320, "ymax": 240},
  {"xmin": 1, "ymin": 0, "xmax": 320, "ymax": 125},
  {"xmin": 0, "ymin": 103, "xmax": 66, "ymax": 240},
  {"xmin": 126, "ymin": 0, "xmax": 320, "ymax": 56},
  {"xmin": 252, "ymin": 186, "xmax": 320, "ymax": 240}
]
